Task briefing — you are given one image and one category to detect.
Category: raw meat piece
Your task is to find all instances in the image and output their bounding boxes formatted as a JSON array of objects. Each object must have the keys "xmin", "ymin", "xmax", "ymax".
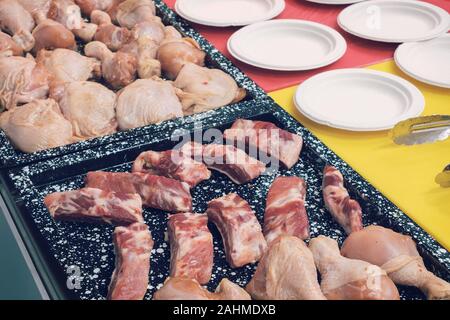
[
  {"xmin": 115, "ymin": 78, "xmax": 183, "ymax": 130},
  {"xmin": 181, "ymin": 142, "xmax": 266, "ymax": 185},
  {"xmin": 174, "ymin": 63, "xmax": 246, "ymax": 115},
  {"xmin": 223, "ymin": 119, "xmax": 303, "ymax": 169},
  {"xmin": 341, "ymin": 226, "xmax": 450, "ymax": 300},
  {"xmin": 17, "ymin": 0, "xmax": 51, "ymax": 17},
  {"xmin": 322, "ymin": 165, "xmax": 363, "ymax": 234},
  {"xmin": 115, "ymin": 0, "xmax": 156, "ymax": 29},
  {"xmin": 75, "ymin": 0, "xmax": 114, "ymax": 16},
  {"xmin": 36, "ymin": 48, "xmax": 101, "ymax": 84},
  {"xmin": 108, "ymin": 222, "xmax": 153, "ymax": 300},
  {"xmin": 32, "ymin": 12, "xmax": 76, "ymax": 53},
  {"xmin": 309, "ymin": 235, "xmax": 399, "ymax": 300},
  {"xmin": 246, "ymin": 236, "xmax": 326, "ymax": 300},
  {"xmin": 264, "ymin": 176, "xmax": 309, "ymax": 244},
  {"xmin": 85, "ymin": 171, "xmax": 192, "ymax": 212},
  {"xmin": 168, "ymin": 212, "xmax": 213, "ymax": 284},
  {"xmin": 119, "ymin": 35, "xmax": 161, "ymax": 78},
  {"xmin": 0, "ymin": 30, "xmax": 23, "ymax": 56},
  {"xmin": 132, "ymin": 149, "xmax": 211, "ymax": 187},
  {"xmin": 44, "ymin": 187, "xmax": 143, "ymax": 225},
  {"xmin": 0, "ymin": 99, "xmax": 74, "ymax": 153},
  {"xmin": 0, "ymin": 55, "xmax": 50, "ymax": 110},
  {"xmin": 0, "ymin": 0, "xmax": 35, "ymax": 51},
  {"xmin": 153, "ymin": 277, "xmax": 250, "ymax": 300},
  {"xmin": 91, "ymin": 9, "xmax": 132, "ymax": 51},
  {"xmin": 50, "ymin": 81, "xmax": 117, "ymax": 139},
  {"xmin": 206, "ymin": 193, "xmax": 266, "ymax": 268}
]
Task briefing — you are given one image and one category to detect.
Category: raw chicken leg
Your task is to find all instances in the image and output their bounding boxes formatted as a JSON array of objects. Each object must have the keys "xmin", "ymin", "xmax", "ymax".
[
  {"xmin": 0, "ymin": 0, "xmax": 35, "ymax": 51},
  {"xmin": 309, "ymin": 235, "xmax": 399, "ymax": 300},
  {"xmin": 174, "ymin": 63, "xmax": 246, "ymax": 115},
  {"xmin": 84, "ymin": 41, "xmax": 137, "ymax": 89},
  {"xmin": 32, "ymin": 11, "xmax": 76, "ymax": 53},
  {"xmin": 115, "ymin": 0, "xmax": 156, "ymax": 29},
  {"xmin": 36, "ymin": 48, "xmax": 101, "ymax": 84},
  {"xmin": 153, "ymin": 277, "xmax": 251, "ymax": 300},
  {"xmin": 0, "ymin": 31, "xmax": 23, "ymax": 56},
  {"xmin": 341, "ymin": 225, "xmax": 450, "ymax": 300},
  {"xmin": 50, "ymin": 81, "xmax": 117, "ymax": 139},
  {"xmin": 157, "ymin": 36, "xmax": 205, "ymax": 80},
  {"xmin": 0, "ymin": 54, "xmax": 50, "ymax": 110},
  {"xmin": 119, "ymin": 36, "xmax": 160, "ymax": 78},
  {"xmin": 48, "ymin": 0, "xmax": 97, "ymax": 42},
  {"xmin": 245, "ymin": 236, "xmax": 326, "ymax": 300},
  {"xmin": 0, "ymin": 99, "xmax": 74, "ymax": 153},
  {"xmin": 17, "ymin": 0, "xmax": 51, "ymax": 17},
  {"xmin": 91, "ymin": 9, "xmax": 132, "ymax": 51},
  {"xmin": 115, "ymin": 78, "xmax": 183, "ymax": 130},
  {"xmin": 132, "ymin": 19, "xmax": 164, "ymax": 44},
  {"xmin": 75, "ymin": 0, "xmax": 114, "ymax": 16}
]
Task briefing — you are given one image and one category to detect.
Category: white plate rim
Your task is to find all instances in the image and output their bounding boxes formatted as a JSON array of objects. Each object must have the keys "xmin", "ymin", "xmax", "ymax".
[
  {"xmin": 174, "ymin": 0, "xmax": 286, "ymax": 27},
  {"xmin": 394, "ymin": 34, "xmax": 450, "ymax": 89},
  {"xmin": 337, "ymin": 0, "xmax": 450, "ymax": 43},
  {"xmin": 227, "ymin": 19, "xmax": 347, "ymax": 71},
  {"xmin": 294, "ymin": 68, "xmax": 425, "ymax": 131},
  {"xmin": 305, "ymin": 0, "xmax": 365, "ymax": 5}
]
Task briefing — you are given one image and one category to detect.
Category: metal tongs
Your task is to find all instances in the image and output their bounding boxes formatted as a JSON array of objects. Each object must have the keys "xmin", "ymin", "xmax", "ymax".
[{"xmin": 390, "ymin": 115, "xmax": 450, "ymax": 188}]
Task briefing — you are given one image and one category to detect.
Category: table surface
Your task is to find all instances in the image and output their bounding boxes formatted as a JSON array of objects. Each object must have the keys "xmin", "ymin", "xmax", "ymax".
[{"xmin": 0, "ymin": 0, "xmax": 449, "ymax": 299}]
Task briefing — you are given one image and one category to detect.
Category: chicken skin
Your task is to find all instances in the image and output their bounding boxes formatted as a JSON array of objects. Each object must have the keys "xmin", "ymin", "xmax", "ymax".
[
  {"xmin": 75, "ymin": 0, "xmax": 114, "ymax": 16},
  {"xmin": 157, "ymin": 36, "xmax": 205, "ymax": 80},
  {"xmin": 246, "ymin": 236, "xmax": 326, "ymax": 300},
  {"xmin": 32, "ymin": 12, "xmax": 76, "ymax": 53},
  {"xmin": 16, "ymin": 0, "xmax": 51, "ymax": 17},
  {"xmin": 0, "ymin": 0, "xmax": 35, "ymax": 51},
  {"xmin": 174, "ymin": 63, "xmax": 246, "ymax": 115},
  {"xmin": 153, "ymin": 277, "xmax": 251, "ymax": 300},
  {"xmin": 0, "ymin": 31, "xmax": 23, "ymax": 56},
  {"xmin": 309, "ymin": 235, "xmax": 399, "ymax": 300},
  {"xmin": 115, "ymin": 0, "xmax": 156, "ymax": 29},
  {"xmin": 91, "ymin": 9, "xmax": 132, "ymax": 51},
  {"xmin": 0, "ymin": 54, "xmax": 50, "ymax": 110},
  {"xmin": 0, "ymin": 99, "xmax": 73, "ymax": 153},
  {"xmin": 84, "ymin": 41, "xmax": 137, "ymax": 89},
  {"xmin": 50, "ymin": 81, "xmax": 117, "ymax": 139},
  {"xmin": 341, "ymin": 225, "xmax": 450, "ymax": 300},
  {"xmin": 116, "ymin": 78, "xmax": 183, "ymax": 130},
  {"xmin": 36, "ymin": 48, "xmax": 101, "ymax": 84}
]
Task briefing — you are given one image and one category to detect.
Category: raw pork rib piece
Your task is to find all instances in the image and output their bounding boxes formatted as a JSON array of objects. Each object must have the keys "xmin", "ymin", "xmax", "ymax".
[
  {"xmin": 44, "ymin": 187, "xmax": 143, "ymax": 225},
  {"xmin": 85, "ymin": 171, "xmax": 192, "ymax": 212},
  {"xmin": 132, "ymin": 149, "xmax": 211, "ymax": 188},
  {"xmin": 153, "ymin": 277, "xmax": 250, "ymax": 300},
  {"xmin": 206, "ymin": 193, "xmax": 267, "ymax": 268},
  {"xmin": 181, "ymin": 142, "xmax": 266, "ymax": 185},
  {"xmin": 223, "ymin": 119, "xmax": 303, "ymax": 169},
  {"xmin": 322, "ymin": 166, "xmax": 363, "ymax": 235},
  {"xmin": 264, "ymin": 176, "xmax": 310, "ymax": 244},
  {"xmin": 168, "ymin": 212, "xmax": 213, "ymax": 284},
  {"xmin": 108, "ymin": 222, "xmax": 153, "ymax": 300}
]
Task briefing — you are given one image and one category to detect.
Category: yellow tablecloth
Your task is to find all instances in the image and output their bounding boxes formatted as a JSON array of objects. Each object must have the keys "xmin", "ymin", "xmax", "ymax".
[{"xmin": 269, "ymin": 60, "xmax": 450, "ymax": 250}]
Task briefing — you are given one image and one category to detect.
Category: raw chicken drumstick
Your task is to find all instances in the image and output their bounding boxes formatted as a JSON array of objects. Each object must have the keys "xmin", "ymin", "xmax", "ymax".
[
  {"xmin": 0, "ymin": 30, "xmax": 24, "ymax": 56},
  {"xmin": 50, "ymin": 81, "xmax": 117, "ymax": 139},
  {"xmin": 115, "ymin": 78, "xmax": 183, "ymax": 129},
  {"xmin": 245, "ymin": 236, "xmax": 326, "ymax": 300},
  {"xmin": 36, "ymin": 48, "xmax": 101, "ymax": 85},
  {"xmin": 0, "ymin": 0, "xmax": 35, "ymax": 51},
  {"xmin": 115, "ymin": 0, "xmax": 156, "ymax": 29},
  {"xmin": 0, "ymin": 54, "xmax": 50, "ymax": 110},
  {"xmin": 17, "ymin": 0, "xmax": 51, "ymax": 17},
  {"xmin": 341, "ymin": 225, "xmax": 450, "ymax": 300},
  {"xmin": 322, "ymin": 165, "xmax": 363, "ymax": 234},
  {"xmin": 153, "ymin": 277, "xmax": 251, "ymax": 300},
  {"xmin": 91, "ymin": 9, "xmax": 132, "ymax": 51},
  {"xmin": 309, "ymin": 235, "xmax": 399, "ymax": 300},
  {"xmin": 0, "ymin": 99, "xmax": 74, "ymax": 153},
  {"xmin": 85, "ymin": 41, "xmax": 137, "ymax": 89},
  {"xmin": 75, "ymin": 0, "xmax": 115, "ymax": 16},
  {"xmin": 174, "ymin": 63, "xmax": 246, "ymax": 115},
  {"xmin": 32, "ymin": 11, "xmax": 76, "ymax": 53},
  {"xmin": 47, "ymin": 0, "xmax": 97, "ymax": 42}
]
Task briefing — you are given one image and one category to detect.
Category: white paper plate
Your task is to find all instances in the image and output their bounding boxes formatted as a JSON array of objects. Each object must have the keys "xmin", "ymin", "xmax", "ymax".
[
  {"xmin": 395, "ymin": 34, "xmax": 450, "ymax": 89},
  {"xmin": 306, "ymin": 0, "xmax": 365, "ymax": 5},
  {"xmin": 227, "ymin": 19, "xmax": 347, "ymax": 71},
  {"xmin": 338, "ymin": 0, "xmax": 450, "ymax": 43},
  {"xmin": 294, "ymin": 69, "xmax": 425, "ymax": 131},
  {"xmin": 175, "ymin": 0, "xmax": 285, "ymax": 27}
]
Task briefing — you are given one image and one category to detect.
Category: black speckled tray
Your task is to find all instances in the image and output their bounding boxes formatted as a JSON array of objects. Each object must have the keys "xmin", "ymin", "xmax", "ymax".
[
  {"xmin": 5, "ymin": 104, "xmax": 450, "ymax": 300},
  {"xmin": 0, "ymin": 0, "xmax": 268, "ymax": 169}
]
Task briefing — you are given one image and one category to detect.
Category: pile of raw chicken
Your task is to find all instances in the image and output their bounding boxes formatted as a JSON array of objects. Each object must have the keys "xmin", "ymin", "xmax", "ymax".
[{"xmin": 0, "ymin": 0, "xmax": 246, "ymax": 153}]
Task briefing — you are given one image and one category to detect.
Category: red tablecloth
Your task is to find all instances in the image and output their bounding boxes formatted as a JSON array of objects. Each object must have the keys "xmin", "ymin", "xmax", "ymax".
[{"xmin": 164, "ymin": 0, "xmax": 450, "ymax": 92}]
